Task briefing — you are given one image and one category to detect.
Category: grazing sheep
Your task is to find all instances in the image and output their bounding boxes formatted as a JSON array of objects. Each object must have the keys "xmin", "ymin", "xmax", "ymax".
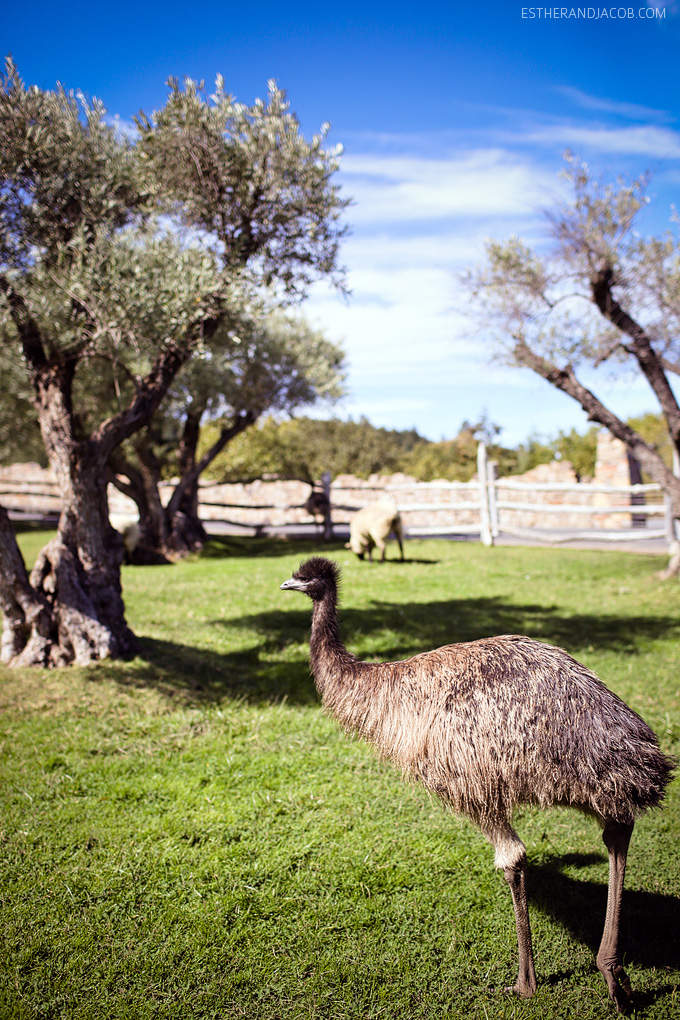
[
  {"xmin": 109, "ymin": 513, "xmax": 140, "ymax": 562},
  {"xmin": 345, "ymin": 499, "xmax": 404, "ymax": 562},
  {"xmin": 280, "ymin": 556, "xmax": 675, "ymax": 1011}
]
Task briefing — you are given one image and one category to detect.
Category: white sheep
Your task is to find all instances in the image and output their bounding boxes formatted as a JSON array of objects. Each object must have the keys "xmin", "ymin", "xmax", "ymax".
[
  {"xmin": 345, "ymin": 499, "xmax": 404, "ymax": 562},
  {"xmin": 109, "ymin": 513, "xmax": 140, "ymax": 561}
]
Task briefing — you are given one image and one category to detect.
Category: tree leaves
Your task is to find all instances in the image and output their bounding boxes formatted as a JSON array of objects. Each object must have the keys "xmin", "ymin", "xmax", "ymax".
[
  {"xmin": 0, "ymin": 59, "xmax": 349, "ymax": 455},
  {"xmin": 136, "ymin": 75, "xmax": 349, "ymax": 296},
  {"xmin": 465, "ymin": 155, "xmax": 680, "ymax": 525}
]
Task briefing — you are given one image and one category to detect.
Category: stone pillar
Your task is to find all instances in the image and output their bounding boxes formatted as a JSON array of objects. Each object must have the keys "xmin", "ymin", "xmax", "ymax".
[
  {"xmin": 592, "ymin": 431, "xmax": 642, "ymax": 528},
  {"xmin": 593, "ymin": 431, "xmax": 633, "ymax": 487}
]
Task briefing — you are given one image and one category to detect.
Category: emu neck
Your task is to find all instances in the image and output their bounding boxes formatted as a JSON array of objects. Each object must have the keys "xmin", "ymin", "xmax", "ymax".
[{"xmin": 309, "ymin": 589, "xmax": 357, "ymax": 693}]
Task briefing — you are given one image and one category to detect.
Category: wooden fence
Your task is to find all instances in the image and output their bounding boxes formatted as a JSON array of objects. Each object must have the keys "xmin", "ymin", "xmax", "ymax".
[
  {"xmin": 0, "ymin": 445, "xmax": 673, "ymax": 547},
  {"xmin": 328, "ymin": 445, "xmax": 670, "ymax": 546}
]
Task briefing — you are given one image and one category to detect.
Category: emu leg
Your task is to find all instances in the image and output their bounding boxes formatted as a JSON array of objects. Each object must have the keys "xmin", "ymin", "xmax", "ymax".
[
  {"xmin": 597, "ymin": 819, "xmax": 634, "ymax": 1013},
  {"xmin": 504, "ymin": 855, "xmax": 538, "ymax": 998}
]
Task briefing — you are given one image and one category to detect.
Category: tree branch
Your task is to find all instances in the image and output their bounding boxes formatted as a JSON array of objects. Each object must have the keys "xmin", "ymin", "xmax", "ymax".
[
  {"xmin": 165, "ymin": 409, "xmax": 257, "ymax": 518},
  {"xmin": 92, "ymin": 341, "xmax": 191, "ymax": 458},
  {"xmin": 659, "ymin": 354, "xmax": 680, "ymax": 377},
  {"xmin": 514, "ymin": 336, "xmax": 680, "ymax": 510},
  {"xmin": 0, "ymin": 277, "xmax": 48, "ymax": 373},
  {"xmin": 591, "ymin": 266, "xmax": 680, "ymax": 444},
  {"xmin": 107, "ymin": 451, "xmax": 145, "ymax": 504}
]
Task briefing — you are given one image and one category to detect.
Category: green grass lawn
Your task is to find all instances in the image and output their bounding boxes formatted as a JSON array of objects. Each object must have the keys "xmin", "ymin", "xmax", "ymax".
[{"xmin": 1, "ymin": 535, "xmax": 679, "ymax": 1019}]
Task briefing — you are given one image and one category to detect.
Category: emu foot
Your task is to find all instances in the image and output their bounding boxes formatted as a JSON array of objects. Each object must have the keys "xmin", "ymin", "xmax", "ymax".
[
  {"xmin": 493, "ymin": 976, "xmax": 537, "ymax": 999},
  {"xmin": 599, "ymin": 962, "xmax": 634, "ymax": 1014},
  {"xmin": 509, "ymin": 978, "xmax": 537, "ymax": 999}
]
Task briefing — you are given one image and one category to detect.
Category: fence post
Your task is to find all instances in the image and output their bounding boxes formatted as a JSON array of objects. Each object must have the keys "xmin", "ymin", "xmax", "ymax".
[
  {"xmin": 322, "ymin": 470, "xmax": 333, "ymax": 541},
  {"xmin": 477, "ymin": 442, "xmax": 493, "ymax": 546},
  {"xmin": 672, "ymin": 449, "xmax": 680, "ymax": 543},
  {"xmin": 664, "ymin": 494, "xmax": 675, "ymax": 544},
  {"xmin": 487, "ymin": 460, "xmax": 499, "ymax": 539}
]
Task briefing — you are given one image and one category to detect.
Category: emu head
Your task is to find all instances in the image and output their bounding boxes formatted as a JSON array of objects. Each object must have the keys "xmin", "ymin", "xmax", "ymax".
[{"xmin": 280, "ymin": 556, "xmax": 340, "ymax": 600}]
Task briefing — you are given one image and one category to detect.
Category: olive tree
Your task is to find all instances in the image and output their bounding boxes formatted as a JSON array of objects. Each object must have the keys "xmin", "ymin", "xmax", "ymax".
[
  {"xmin": 109, "ymin": 306, "xmax": 345, "ymax": 560},
  {"xmin": 0, "ymin": 342, "xmax": 46, "ymax": 466},
  {"xmin": 466, "ymin": 154, "xmax": 680, "ymax": 572},
  {"xmin": 0, "ymin": 60, "xmax": 347, "ymax": 665}
]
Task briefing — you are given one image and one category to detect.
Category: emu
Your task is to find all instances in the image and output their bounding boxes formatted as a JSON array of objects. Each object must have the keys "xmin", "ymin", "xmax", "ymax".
[{"xmin": 280, "ymin": 556, "xmax": 674, "ymax": 1012}]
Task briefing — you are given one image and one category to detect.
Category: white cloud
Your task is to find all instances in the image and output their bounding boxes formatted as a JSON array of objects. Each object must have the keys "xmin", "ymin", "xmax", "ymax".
[
  {"xmin": 307, "ymin": 144, "xmax": 561, "ymax": 439},
  {"xmin": 553, "ymin": 86, "xmax": 673, "ymax": 124},
  {"xmin": 341, "ymin": 149, "xmax": 558, "ymax": 225},
  {"xmin": 341, "ymin": 232, "xmax": 486, "ymax": 270},
  {"xmin": 307, "ymin": 98, "xmax": 680, "ymax": 443},
  {"xmin": 516, "ymin": 122, "xmax": 680, "ymax": 157}
]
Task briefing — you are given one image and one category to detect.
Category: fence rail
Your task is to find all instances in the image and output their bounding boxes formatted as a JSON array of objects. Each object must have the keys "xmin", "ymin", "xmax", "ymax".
[
  {"xmin": 1, "ymin": 446, "xmax": 674, "ymax": 548},
  {"xmin": 494, "ymin": 500, "xmax": 665, "ymax": 516}
]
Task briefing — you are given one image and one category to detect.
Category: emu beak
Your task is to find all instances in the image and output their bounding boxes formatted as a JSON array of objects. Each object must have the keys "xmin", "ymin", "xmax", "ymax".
[{"xmin": 280, "ymin": 577, "xmax": 307, "ymax": 592}]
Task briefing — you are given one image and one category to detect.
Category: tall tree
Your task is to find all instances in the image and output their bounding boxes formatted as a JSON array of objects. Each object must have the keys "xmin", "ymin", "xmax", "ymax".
[
  {"xmin": 466, "ymin": 154, "xmax": 680, "ymax": 570},
  {"xmin": 0, "ymin": 60, "xmax": 347, "ymax": 665},
  {"xmin": 110, "ymin": 306, "xmax": 345, "ymax": 559}
]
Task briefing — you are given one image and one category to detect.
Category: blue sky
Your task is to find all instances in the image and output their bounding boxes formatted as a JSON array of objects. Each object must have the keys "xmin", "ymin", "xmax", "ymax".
[{"xmin": 4, "ymin": 1, "xmax": 680, "ymax": 445}]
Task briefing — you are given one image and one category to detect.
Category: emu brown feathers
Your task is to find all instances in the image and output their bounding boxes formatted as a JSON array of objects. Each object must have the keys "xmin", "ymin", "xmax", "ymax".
[{"xmin": 280, "ymin": 556, "xmax": 674, "ymax": 1012}]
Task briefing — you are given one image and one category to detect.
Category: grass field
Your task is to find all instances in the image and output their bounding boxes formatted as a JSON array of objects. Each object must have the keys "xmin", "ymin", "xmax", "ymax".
[{"xmin": 1, "ymin": 534, "xmax": 679, "ymax": 1019}]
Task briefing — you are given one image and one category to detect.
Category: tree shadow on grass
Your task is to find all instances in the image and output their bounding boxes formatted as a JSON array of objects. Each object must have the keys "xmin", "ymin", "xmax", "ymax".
[
  {"xmin": 105, "ymin": 634, "xmax": 319, "ymax": 705},
  {"xmin": 198, "ymin": 535, "xmax": 440, "ymax": 565},
  {"xmin": 364, "ymin": 557, "xmax": 441, "ymax": 565},
  {"xmin": 198, "ymin": 536, "xmax": 349, "ymax": 560},
  {"xmin": 526, "ymin": 852, "xmax": 680, "ymax": 1001},
  {"xmin": 221, "ymin": 595, "xmax": 680, "ymax": 666},
  {"xmin": 102, "ymin": 594, "xmax": 680, "ymax": 705}
]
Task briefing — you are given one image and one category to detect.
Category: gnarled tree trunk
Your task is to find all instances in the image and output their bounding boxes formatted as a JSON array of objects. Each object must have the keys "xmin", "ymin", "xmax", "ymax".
[
  {"xmin": 109, "ymin": 444, "xmax": 172, "ymax": 564},
  {"xmin": 165, "ymin": 408, "xmax": 257, "ymax": 555},
  {"xmin": 108, "ymin": 431, "xmax": 205, "ymax": 562},
  {"xmin": 0, "ymin": 282, "xmax": 192, "ymax": 665},
  {"xmin": 0, "ymin": 448, "xmax": 136, "ymax": 667},
  {"xmin": 52, "ymin": 448, "xmax": 135, "ymax": 661},
  {"xmin": 110, "ymin": 409, "xmax": 257, "ymax": 562},
  {"xmin": 0, "ymin": 505, "xmax": 52, "ymax": 666},
  {"xmin": 20, "ymin": 358, "xmax": 136, "ymax": 664},
  {"xmin": 166, "ymin": 407, "xmax": 208, "ymax": 556}
]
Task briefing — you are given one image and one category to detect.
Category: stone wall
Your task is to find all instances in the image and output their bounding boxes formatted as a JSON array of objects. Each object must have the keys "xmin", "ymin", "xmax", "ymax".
[
  {"xmin": 0, "ymin": 430, "xmax": 662, "ymax": 535},
  {"xmin": 494, "ymin": 459, "xmax": 589, "ymax": 531},
  {"xmin": 0, "ymin": 462, "xmax": 61, "ymax": 516}
]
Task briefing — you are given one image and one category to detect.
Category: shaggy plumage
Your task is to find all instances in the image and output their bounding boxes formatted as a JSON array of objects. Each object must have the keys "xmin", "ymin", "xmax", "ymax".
[{"xmin": 280, "ymin": 555, "xmax": 675, "ymax": 1012}]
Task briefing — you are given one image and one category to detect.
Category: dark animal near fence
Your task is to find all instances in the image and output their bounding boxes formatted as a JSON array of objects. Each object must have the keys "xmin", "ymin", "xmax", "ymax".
[
  {"xmin": 304, "ymin": 488, "xmax": 331, "ymax": 535},
  {"xmin": 280, "ymin": 556, "xmax": 674, "ymax": 1011}
]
